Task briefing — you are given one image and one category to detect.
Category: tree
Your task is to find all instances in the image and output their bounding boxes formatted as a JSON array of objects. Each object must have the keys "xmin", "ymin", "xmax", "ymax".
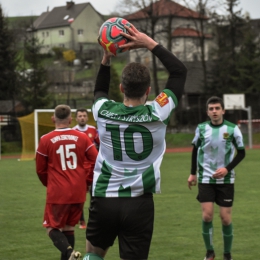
[
  {"xmin": 122, "ymin": 0, "xmax": 161, "ymax": 96},
  {"xmin": 233, "ymin": 30, "xmax": 260, "ymax": 94},
  {"xmin": 181, "ymin": 0, "xmax": 219, "ymax": 89},
  {"xmin": 52, "ymin": 46, "xmax": 66, "ymax": 60},
  {"xmin": 109, "ymin": 65, "xmax": 123, "ymax": 101},
  {"xmin": 117, "ymin": 0, "xmax": 214, "ymax": 95},
  {"xmin": 63, "ymin": 49, "xmax": 76, "ymax": 65},
  {"xmin": 0, "ymin": 5, "xmax": 19, "ymax": 114},
  {"xmin": 207, "ymin": 0, "xmax": 260, "ymax": 95},
  {"xmin": 20, "ymin": 33, "xmax": 52, "ymax": 113}
]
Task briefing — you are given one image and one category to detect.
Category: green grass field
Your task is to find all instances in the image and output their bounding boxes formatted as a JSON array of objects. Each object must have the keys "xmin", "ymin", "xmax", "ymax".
[{"xmin": 0, "ymin": 150, "xmax": 259, "ymax": 259}]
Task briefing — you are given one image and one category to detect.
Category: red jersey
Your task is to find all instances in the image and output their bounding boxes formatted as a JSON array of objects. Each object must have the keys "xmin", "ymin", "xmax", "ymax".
[
  {"xmin": 73, "ymin": 124, "xmax": 100, "ymax": 186},
  {"xmin": 36, "ymin": 128, "xmax": 98, "ymax": 204},
  {"xmin": 72, "ymin": 124, "xmax": 100, "ymax": 147}
]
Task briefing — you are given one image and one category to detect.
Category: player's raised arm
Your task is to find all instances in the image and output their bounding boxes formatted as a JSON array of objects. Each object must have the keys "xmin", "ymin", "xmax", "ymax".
[
  {"xmin": 93, "ymin": 50, "xmax": 114, "ymax": 101},
  {"xmin": 151, "ymin": 45, "xmax": 187, "ymax": 101}
]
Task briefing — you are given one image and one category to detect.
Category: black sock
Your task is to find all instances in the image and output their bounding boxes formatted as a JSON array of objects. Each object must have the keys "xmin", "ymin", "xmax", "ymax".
[
  {"xmin": 49, "ymin": 229, "xmax": 73, "ymax": 259},
  {"xmin": 80, "ymin": 211, "xmax": 85, "ymax": 221},
  {"xmin": 62, "ymin": 230, "xmax": 75, "ymax": 248}
]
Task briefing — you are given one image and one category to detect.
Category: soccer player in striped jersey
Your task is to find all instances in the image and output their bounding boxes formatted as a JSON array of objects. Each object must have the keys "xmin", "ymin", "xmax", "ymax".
[
  {"xmin": 187, "ymin": 96, "xmax": 246, "ymax": 260},
  {"xmin": 83, "ymin": 24, "xmax": 187, "ymax": 260}
]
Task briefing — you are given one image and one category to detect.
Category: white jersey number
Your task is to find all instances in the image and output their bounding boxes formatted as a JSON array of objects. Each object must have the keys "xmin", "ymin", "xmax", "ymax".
[{"xmin": 56, "ymin": 144, "xmax": 77, "ymax": 170}]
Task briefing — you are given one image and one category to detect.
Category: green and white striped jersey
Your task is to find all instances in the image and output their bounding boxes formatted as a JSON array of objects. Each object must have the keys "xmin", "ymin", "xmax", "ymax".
[
  {"xmin": 92, "ymin": 89, "xmax": 177, "ymax": 197},
  {"xmin": 192, "ymin": 120, "xmax": 244, "ymax": 184}
]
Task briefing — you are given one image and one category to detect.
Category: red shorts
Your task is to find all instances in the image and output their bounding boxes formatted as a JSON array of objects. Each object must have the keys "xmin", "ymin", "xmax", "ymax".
[{"xmin": 43, "ymin": 203, "xmax": 84, "ymax": 229}]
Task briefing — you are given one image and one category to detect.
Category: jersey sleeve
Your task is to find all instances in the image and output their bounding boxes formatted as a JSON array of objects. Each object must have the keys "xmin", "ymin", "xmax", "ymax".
[
  {"xmin": 36, "ymin": 138, "xmax": 48, "ymax": 186},
  {"xmin": 84, "ymin": 142, "xmax": 98, "ymax": 186},
  {"xmin": 233, "ymin": 125, "xmax": 245, "ymax": 149},
  {"xmin": 150, "ymin": 89, "xmax": 178, "ymax": 125},
  {"xmin": 192, "ymin": 127, "xmax": 201, "ymax": 148},
  {"xmin": 94, "ymin": 130, "xmax": 100, "ymax": 146},
  {"xmin": 92, "ymin": 98, "xmax": 109, "ymax": 121}
]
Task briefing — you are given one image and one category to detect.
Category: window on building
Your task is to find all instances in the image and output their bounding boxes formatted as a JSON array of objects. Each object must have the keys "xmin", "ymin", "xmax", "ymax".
[
  {"xmin": 193, "ymin": 53, "xmax": 198, "ymax": 61},
  {"xmin": 135, "ymin": 56, "xmax": 141, "ymax": 63},
  {"xmin": 46, "ymin": 31, "xmax": 49, "ymax": 37},
  {"xmin": 59, "ymin": 44, "xmax": 65, "ymax": 48},
  {"xmin": 42, "ymin": 32, "xmax": 45, "ymax": 37},
  {"xmin": 78, "ymin": 29, "xmax": 83, "ymax": 35},
  {"xmin": 193, "ymin": 38, "xmax": 200, "ymax": 47},
  {"xmin": 174, "ymin": 39, "xmax": 180, "ymax": 46},
  {"xmin": 59, "ymin": 30, "xmax": 64, "ymax": 36}
]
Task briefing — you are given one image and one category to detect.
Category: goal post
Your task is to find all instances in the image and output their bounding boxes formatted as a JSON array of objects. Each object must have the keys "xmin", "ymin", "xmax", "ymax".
[{"xmin": 18, "ymin": 108, "xmax": 94, "ymax": 160}]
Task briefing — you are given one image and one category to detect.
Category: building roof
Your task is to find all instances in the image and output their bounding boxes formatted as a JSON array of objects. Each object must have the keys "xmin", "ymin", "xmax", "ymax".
[
  {"xmin": 33, "ymin": 2, "xmax": 100, "ymax": 30},
  {"xmin": 172, "ymin": 27, "xmax": 212, "ymax": 38},
  {"xmin": 33, "ymin": 12, "xmax": 49, "ymax": 29},
  {"xmin": 124, "ymin": 0, "xmax": 208, "ymax": 20}
]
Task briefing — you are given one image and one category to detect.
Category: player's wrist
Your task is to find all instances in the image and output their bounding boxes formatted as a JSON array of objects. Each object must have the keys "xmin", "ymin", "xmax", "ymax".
[
  {"xmin": 101, "ymin": 57, "xmax": 111, "ymax": 66},
  {"xmin": 146, "ymin": 40, "xmax": 158, "ymax": 51}
]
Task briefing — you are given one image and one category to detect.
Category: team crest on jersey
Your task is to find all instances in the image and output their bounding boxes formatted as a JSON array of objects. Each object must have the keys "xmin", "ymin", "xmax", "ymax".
[
  {"xmin": 88, "ymin": 133, "xmax": 93, "ymax": 138},
  {"xmin": 223, "ymin": 132, "xmax": 229, "ymax": 139},
  {"xmin": 155, "ymin": 92, "xmax": 169, "ymax": 107}
]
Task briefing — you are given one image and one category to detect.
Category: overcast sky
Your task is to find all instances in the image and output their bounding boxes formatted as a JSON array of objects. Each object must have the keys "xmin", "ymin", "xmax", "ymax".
[{"xmin": 1, "ymin": 0, "xmax": 259, "ymax": 19}]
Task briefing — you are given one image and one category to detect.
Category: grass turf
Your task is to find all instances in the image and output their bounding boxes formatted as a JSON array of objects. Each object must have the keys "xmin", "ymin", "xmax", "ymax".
[{"xmin": 0, "ymin": 149, "xmax": 259, "ymax": 259}]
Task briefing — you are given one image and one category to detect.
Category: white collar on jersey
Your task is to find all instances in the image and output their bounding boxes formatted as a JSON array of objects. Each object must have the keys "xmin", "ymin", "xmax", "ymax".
[{"xmin": 54, "ymin": 128, "xmax": 71, "ymax": 131}]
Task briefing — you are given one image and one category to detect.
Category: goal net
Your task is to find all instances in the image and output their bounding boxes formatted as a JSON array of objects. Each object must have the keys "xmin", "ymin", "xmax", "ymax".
[
  {"xmin": 18, "ymin": 109, "xmax": 95, "ymax": 160},
  {"xmin": 237, "ymin": 119, "xmax": 260, "ymax": 147}
]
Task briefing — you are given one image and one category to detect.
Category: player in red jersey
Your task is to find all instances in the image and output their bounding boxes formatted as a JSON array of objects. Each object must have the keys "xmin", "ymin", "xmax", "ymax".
[
  {"xmin": 73, "ymin": 108, "xmax": 100, "ymax": 147},
  {"xmin": 36, "ymin": 104, "xmax": 98, "ymax": 260},
  {"xmin": 73, "ymin": 108, "xmax": 100, "ymax": 229}
]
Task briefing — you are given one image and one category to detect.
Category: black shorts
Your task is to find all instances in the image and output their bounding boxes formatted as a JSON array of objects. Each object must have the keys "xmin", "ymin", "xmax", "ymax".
[
  {"xmin": 86, "ymin": 193, "xmax": 154, "ymax": 259},
  {"xmin": 197, "ymin": 183, "xmax": 234, "ymax": 207}
]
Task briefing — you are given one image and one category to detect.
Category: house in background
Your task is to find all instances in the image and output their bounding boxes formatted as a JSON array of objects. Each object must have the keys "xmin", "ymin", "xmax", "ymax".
[
  {"xmin": 122, "ymin": 0, "xmax": 214, "ymax": 107},
  {"xmin": 124, "ymin": 0, "xmax": 213, "ymax": 64},
  {"xmin": 31, "ymin": 1, "xmax": 104, "ymax": 59}
]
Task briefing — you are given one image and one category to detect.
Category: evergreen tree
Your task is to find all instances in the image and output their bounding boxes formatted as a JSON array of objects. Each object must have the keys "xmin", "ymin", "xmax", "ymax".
[
  {"xmin": 20, "ymin": 34, "xmax": 52, "ymax": 113},
  {"xmin": 233, "ymin": 34, "xmax": 260, "ymax": 95},
  {"xmin": 206, "ymin": 0, "xmax": 259, "ymax": 95},
  {"xmin": 0, "ymin": 5, "xmax": 19, "ymax": 111}
]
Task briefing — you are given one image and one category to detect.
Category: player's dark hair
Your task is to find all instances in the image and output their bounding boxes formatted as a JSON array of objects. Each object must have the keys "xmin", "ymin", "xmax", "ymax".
[
  {"xmin": 55, "ymin": 105, "xmax": 71, "ymax": 120},
  {"xmin": 206, "ymin": 96, "xmax": 224, "ymax": 110},
  {"xmin": 121, "ymin": 62, "xmax": 150, "ymax": 99},
  {"xmin": 76, "ymin": 108, "xmax": 88, "ymax": 116}
]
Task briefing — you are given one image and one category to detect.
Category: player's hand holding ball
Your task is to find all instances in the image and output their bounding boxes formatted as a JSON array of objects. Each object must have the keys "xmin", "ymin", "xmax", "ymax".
[
  {"xmin": 119, "ymin": 24, "xmax": 158, "ymax": 51},
  {"xmin": 98, "ymin": 17, "xmax": 131, "ymax": 56},
  {"xmin": 98, "ymin": 17, "xmax": 158, "ymax": 55}
]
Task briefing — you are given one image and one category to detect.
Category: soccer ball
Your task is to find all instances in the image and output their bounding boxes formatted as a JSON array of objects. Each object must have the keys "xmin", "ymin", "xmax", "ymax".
[{"xmin": 98, "ymin": 17, "xmax": 131, "ymax": 56}]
